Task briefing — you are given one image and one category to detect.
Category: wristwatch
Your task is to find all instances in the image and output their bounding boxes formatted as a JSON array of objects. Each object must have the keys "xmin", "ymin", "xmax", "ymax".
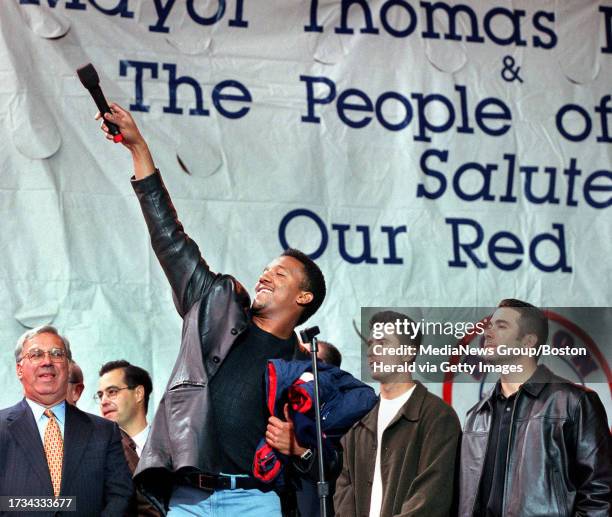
[{"xmin": 300, "ymin": 448, "xmax": 313, "ymax": 461}]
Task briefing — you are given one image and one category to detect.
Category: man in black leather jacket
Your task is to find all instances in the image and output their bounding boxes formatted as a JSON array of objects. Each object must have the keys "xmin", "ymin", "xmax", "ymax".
[
  {"xmin": 98, "ymin": 105, "xmax": 327, "ymax": 516},
  {"xmin": 459, "ymin": 299, "xmax": 611, "ymax": 517}
]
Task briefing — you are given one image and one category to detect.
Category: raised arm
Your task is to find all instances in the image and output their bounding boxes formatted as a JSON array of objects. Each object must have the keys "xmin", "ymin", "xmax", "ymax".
[
  {"xmin": 98, "ymin": 104, "xmax": 217, "ymax": 315},
  {"xmin": 97, "ymin": 103, "xmax": 155, "ymax": 180}
]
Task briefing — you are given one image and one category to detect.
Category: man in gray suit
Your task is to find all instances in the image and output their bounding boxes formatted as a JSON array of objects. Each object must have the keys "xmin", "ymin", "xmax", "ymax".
[{"xmin": 0, "ymin": 325, "xmax": 133, "ymax": 516}]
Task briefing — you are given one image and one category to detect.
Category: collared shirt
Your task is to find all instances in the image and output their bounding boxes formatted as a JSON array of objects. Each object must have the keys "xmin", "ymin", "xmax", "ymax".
[
  {"xmin": 25, "ymin": 398, "xmax": 66, "ymax": 442},
  {"xmin": 475, "ymin": 383, "xmax": 518, "ymax": 517},
  {"xmin": 132, "ymin": 424, "xmax": 150, "ymax": 457}
]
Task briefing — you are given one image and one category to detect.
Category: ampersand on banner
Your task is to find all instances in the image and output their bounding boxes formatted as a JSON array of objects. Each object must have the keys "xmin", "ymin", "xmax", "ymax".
[{"xmin": 501, "ymin": 55, "xmax": 523, "ymax": 83}]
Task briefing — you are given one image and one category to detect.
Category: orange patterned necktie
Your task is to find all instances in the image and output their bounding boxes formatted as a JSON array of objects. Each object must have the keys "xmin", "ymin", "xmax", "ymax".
[{"xmin": 43, "ymin": 409, "xmax": 63, "ymax": 496}]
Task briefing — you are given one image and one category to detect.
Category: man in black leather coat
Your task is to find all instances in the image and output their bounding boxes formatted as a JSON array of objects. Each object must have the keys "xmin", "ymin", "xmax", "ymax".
[
  {"xmin": 98, "ymin": 105, "xmax": 327, "ymax": 516},
  {"xmin": 459, "ymin": 299, "xmax": 611, "ymax": 517}
]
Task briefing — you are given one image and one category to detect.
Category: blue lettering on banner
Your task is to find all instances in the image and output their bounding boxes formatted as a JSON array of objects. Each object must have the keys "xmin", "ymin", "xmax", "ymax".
[
  {"xmin": 584, "ymin": 171, "xmax": 612, "ymax": 209},
  {"xmin": 445, "ymin": 219, "xmax": 572, "ymax": 273},
  {"xmin": 601, "ymin": 5, "xmax": 612, "ymax": 54},
  {"xmin": 119, "ymin": 60, "xmax": 158, "ymax": 112},
  {"xmin": 300, "ymin": 77, "xmax": 611, "ymax": 146},
  {"xmin": 186, "ymin": 0, "xmax": 226, "ymax": 26},
  {"xmin": 16, "ymin": 0, "xmax": 609, "ymax": 61},
  {"xmin": 278, "ymin": 209, "xmax": 578, "ymax": 272},
  {"xmin": 19, "ymin": 0, "xmax": 87, "ymax": 10},
  {"xmin": 15, "ymin": 0, "xmax": 606, "ymax": 56},
  {"xmin": 22, "ymin": 0, "xmax": 612, "ymax": 56},
  {"xmin": 119, "ymin": 60, "xmax": 251, "ymax": 119},
  {"xmin": 304, "ymin": 0, "xmax": 564, "ymax": 51},
  {"xmin": 332, "ymin": 223, "xmax": 378, "ymax": 264},
  {"xmin": 416, "ymin": 150, "xmax": 611, "ymax": 210},
  {"xmin": 278, "ymin": 209, "xmax": 407, "ymax": 265},
  {"xmin": 556, "ymin": 96, "xmax": 612, "ymax": 143},
  {"xmin": 279, "ymin": 209, "xmax": 328, "ymax": 260},
  {"xmin": 18, "ymin": 0, "xmax": 248, "ymax": 33},
  {"xmin": 162, "ymin": 63, "xmax": 211, "ymax": 116},
  {"xmin": 300, "ymin": 76, "xmax": 511, "ymax": 140},
  {"xmin": 18, "ymin": 0, "xmax": 133, "ymax": 16},
  {"xmin": 108, "ymin": 63, "xmax": 610, "ymax": 271},
  {"xmin": 90, "ymin": 0, "xmax": 133, "ymax": 17},
  {"xmin": 334, "ymin": 0, "xmax": 379, "ymax": 35}
]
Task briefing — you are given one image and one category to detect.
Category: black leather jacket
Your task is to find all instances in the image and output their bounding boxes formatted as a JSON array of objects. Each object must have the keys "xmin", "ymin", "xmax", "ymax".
[
  {"xmin": 129, "ymin": 171, "xmax": 309, "ymax": 511},
  {"xmin": 459, "ymin": 365, "xmax": 611, "ymax": 517}
]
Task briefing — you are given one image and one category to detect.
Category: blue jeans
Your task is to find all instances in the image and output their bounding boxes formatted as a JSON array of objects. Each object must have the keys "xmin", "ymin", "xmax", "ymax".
[{"xmin": 167, "ymin": 483, "xmax": 281, "ymax": 516}]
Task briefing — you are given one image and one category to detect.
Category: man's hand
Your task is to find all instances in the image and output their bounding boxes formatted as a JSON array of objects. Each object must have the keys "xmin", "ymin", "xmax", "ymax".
[
  {"xmin": 95, "ymin": 103, "xmax": 155, "ymax": 179},
  {"xmin": 95, "ymin": 103, "xmax": 143, "ymax": 148},
  {"xmin": 266, "ymin": 403, "xmax": 308, "ymax": 456}
]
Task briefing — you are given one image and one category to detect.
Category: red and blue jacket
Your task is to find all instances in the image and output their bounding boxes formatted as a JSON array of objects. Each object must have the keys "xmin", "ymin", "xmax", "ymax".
[{"xmin": 253, "ymin": 359, "xmax": 377, "ymax": 486}]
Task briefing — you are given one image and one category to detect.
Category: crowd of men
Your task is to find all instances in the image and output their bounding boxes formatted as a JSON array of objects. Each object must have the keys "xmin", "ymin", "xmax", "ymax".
[{"xmin": 0, "ymin": 105, "xmax": 610, "ymax": 516}]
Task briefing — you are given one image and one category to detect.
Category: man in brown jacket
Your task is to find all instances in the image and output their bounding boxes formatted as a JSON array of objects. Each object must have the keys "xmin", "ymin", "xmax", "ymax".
[{"xmin": 334, "ymin": 311, "xmax": 461, "ymax": 517}]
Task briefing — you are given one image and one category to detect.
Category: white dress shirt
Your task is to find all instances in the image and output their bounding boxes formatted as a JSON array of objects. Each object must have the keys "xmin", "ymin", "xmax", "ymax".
[{"xmin": 131, "ymin": 424, "xmax": 150, "ymax": 457}]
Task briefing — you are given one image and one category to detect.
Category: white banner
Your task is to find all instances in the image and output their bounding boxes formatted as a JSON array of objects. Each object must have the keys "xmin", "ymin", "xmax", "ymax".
[{"xmin": 0, "ymin": 0, "xmax": 610, "ymax": 424}]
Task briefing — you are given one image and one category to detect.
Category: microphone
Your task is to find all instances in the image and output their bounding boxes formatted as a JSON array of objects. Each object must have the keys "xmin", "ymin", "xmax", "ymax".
[
  {"xmin": 76, "ymin": 63, "xmax": 123, "ymax": 143},
  {"xmin": 300, "ymin": 326, "xmax": 320, "ymax": 344}
]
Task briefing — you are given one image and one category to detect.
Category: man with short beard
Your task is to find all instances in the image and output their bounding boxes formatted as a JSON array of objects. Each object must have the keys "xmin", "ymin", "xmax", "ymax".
[{"xmin": 459, "ymin": 299, "xmax": 612, "ymax": 516}]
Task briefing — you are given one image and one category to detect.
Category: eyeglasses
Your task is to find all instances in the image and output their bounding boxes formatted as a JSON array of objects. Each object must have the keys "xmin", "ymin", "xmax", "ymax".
[
  {"xmin": 20, "ymin": 348, "xmax": 67, "ymax": 364},
  {"xmin": 94, "ymin": 386, "xmax": 134, "ymax": 403}
]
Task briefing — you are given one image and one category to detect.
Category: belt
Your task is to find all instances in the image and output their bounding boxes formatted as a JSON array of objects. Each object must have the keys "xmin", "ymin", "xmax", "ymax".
[{"xmin": 183, "ymin": 473, "xmax": 271, "ymax": 492}]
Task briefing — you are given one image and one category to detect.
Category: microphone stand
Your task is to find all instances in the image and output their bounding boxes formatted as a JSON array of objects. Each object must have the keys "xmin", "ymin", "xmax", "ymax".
[{"xmin": 300, "ymin": 325, "xmax": 328, "ymax": 517}]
